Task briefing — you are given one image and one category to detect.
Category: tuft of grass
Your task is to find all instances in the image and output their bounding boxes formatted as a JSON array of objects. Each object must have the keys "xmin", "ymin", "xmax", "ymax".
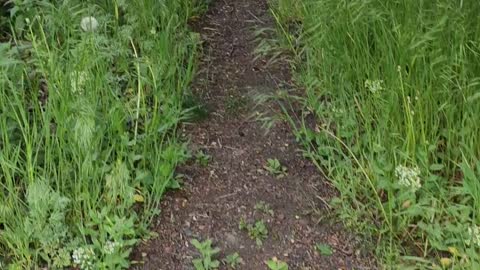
[
  {"xmin": 0, "ymin": 0, "xmax": 203, "ymax": 268},
  {"xmin": 269, "ymin": 0, "xmax": 480, "ymax": 268},
  {"xmin": 225, "ymin": 93, "xmax": 247, "ymax": 114}
]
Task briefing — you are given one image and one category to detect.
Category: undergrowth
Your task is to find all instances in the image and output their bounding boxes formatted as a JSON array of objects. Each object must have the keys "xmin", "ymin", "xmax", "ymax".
[
  {"xmin": 267, "ymin": 0, "xmax": 480, "ymax": 268},
  {"xmin": 0, "ymin": 0, "xmax": 205, "ymax": 268}
]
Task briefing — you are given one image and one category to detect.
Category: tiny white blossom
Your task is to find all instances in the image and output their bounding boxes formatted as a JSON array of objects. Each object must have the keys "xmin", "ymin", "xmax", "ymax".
[
  {"xmin": 466, "ymin": 225, "xmax": 480, "ymax": 247},
  {"xmin": 81, "ymin": 16, "xmax": 99, "ymax": 32},
  {"xmin": 72, "ymin": 247, "xmax": 95, "ymax": 270},
  {"xmin": 395, "ymin": 165, "xmax": 421, "ymax": 191},
  {"xmin": 365, "ymin": 79, "xmax": 384, "ymax": 94},
  {"xmin": 71, "ymin": 71, "xmax": 88, "ymax": 94},
  {"xmin": 104, "ymin": 240, "xmax": 120, "ymax": 255}
]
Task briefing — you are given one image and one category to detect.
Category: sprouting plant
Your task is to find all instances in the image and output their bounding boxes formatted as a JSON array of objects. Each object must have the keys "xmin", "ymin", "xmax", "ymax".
[
  {"xmin": 239, "ymin": 219, "xmax": 268, "ymax": 246},
  {"xmin": 266, "ymin": 257, "xmax": 288, "ymax": 270},
  {"xmin": 264, "ymin": 158, "xmax": 287, "ymax": 178},
  {"xmin": 315, "ymin": 243, "xmax": 333, "ymax": 256},
  {"xmin": 191, "ymin": 239, "xmax": 220, "ymax": 270},
  {"xmin": 224, "ymin": 252, "xmax": 243, "ymax": 269},
  {"xmin": 226, "ymin": 94, "xmax": 246, "ymax": 113},
  {"xmin": 195, "ymin": 151, "xmax": 212, "ymax": 167},
  {"xmin": 254, "ymin": 201, "xmax": 274, "ymax": 216}
]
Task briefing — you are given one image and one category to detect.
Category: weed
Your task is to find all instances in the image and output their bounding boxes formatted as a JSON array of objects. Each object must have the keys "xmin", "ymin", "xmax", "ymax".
[
  {"xmin": 226, "ymin": 94, "xmax": 247, "ymax": 114},
  {"xmin": 183, "ymin": 93, "xmax": 210, "ymax": 121},
  {"xmin": 224, "ymin": 252, "xmax": 243, "ymax": 269},
  {"xmin": 239, "ymin": 219, "xmax": 269, "ymax": 247},
  {"xmin": 264, "ymin": 158, "xmax": 287, "ymax": 178},
  {"xmin": 195, "ymin": 150, "xmax": 212, "ymax": 167},
  {"xmin": 254, "ymin": 201, "xmax": 274, "ymax": 216},
  {"xmin": 315, "ymin": 243, "xmax": 333, "ymax": 256},
  {"xmin": 266, "ymin": 257, "xmax": 288, "ymax": 270},
  {"xmin": 191, "ymin": 239, "xmax": 221, "ymax": 270}
]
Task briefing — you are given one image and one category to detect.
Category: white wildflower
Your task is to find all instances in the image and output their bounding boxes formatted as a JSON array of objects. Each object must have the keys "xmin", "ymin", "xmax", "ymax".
[
  {"xmin": 364, "ymin": 79, "xmax": 384, "ymax": 94},
  {"xmin": 80, "ymin": 16, "xmax": 99, "ymax": 32},
  {"xmin": 465, "ymin": 225, "xmax": 480, "ymax": 247},
  {"xmin": 104, "ymin": 240, "xmax": 120, "ymax": 255},
  {"xmin": 72, "ymin": 247, "xmax": 95, "ymax": 270},
  {"xmin": 71, "ymin": 71, "xmax": 88, "ymax": 94},
  {"xmin": 331, "ymin": 106, "xmax": 345, "ymax": 114},
  {"xmin": 395, "ymin": 165, "xmax": 421, "ymax": 191}
]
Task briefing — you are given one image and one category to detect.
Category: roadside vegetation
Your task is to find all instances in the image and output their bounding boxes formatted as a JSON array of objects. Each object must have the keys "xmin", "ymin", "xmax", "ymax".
[
  {"xmin": 0, "ymin": 0, "xmax": 207, "ymax": 268},
  {"xmin": 269, "ymin": 0, "xmax": 480, "ymax": 268}
]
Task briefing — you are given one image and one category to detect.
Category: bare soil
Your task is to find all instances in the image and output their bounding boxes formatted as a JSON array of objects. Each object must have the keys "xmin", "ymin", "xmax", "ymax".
[{"xmin": 131, "ymin": 0, "xmax": 375, "ymax": 269}]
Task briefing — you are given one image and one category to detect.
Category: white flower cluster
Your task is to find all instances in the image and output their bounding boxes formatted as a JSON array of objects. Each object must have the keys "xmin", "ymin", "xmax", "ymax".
[
  {"xmin": 104, "ymin": 240, "xmax": 120, "ymax": 255},
  {"xmin": 466, "ymin": 225, "xmax": 480, "ymax": 247},
  {"xmin": 81, "ymin": 16, "xmax": 99, "ymax": 32},
  {"xmin": 331, "ymin": 106, "xmax": 345, "ymax": 114},
  {"xmin": 72, "ymin": 247, "xmax": 95, "ymax": 270},
  {"xmin": 71, "ymin": 71, "xmax": 87, "ymax": 94},
  {"xmin": 395, "ymin": 165, "xmax": 421, "ymax": 191},
  {"xmin": 365, "ymin": 79, "xmax": 384, "ymax": 94}
]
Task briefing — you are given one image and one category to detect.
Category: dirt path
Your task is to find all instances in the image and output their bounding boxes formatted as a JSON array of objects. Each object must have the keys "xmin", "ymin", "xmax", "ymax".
[{"xmin": 132, "ymin": 0, "xmax": 373, "ymax": 269}]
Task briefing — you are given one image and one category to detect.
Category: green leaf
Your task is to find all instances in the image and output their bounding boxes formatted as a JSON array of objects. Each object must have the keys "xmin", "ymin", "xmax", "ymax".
[
  {"xmin": 166, "ymin": 178, "xmax": 181, "ymax": 190},
  {"xmin": 191, "ymin": 239, "xmax": 202, "ymax": 250},
  {"xmin": 210, "ymin": 260, "xmax": 220, "ymax": 268},
  {"xmin": 315, "ymin": 243, "xmax": 333, "ymax": 256},
  {"xmin": 192, "ymin": 259, "xmax": 205, "ymax": 270},
  {"xmin": 429, "ymin": 164, "xmax": 444, "ymax": 171}
]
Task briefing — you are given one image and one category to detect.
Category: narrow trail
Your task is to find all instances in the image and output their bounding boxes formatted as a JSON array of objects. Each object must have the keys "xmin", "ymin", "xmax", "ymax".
[{"xmin": 133, "ymin": 0, "xmax": 373, "ymax": 269}]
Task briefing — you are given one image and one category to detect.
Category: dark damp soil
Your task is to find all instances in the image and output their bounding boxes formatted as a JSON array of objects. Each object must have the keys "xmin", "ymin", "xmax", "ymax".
[{"xmin": 131, "ymin": 0, "xmax": 376, "ymax": 269}]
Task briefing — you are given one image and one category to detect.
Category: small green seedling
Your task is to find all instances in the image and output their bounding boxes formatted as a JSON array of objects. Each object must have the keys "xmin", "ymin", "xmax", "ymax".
[
  {"xmin": 224, "ymin": 252, "xmax": 243, "ymax": 269},
  {"xmin": 226, "ymin": 94, "xmax": 246, "ymax": 113},
  {"xmin": 266, "ymin": 257, "xmax": 288, "ymax": 270},
  {"xmin": 254, "ymin": 201, "xmax": 274, "ymax": 216},
  {"xmin": 315, "ymin": 243, "xmax": 333, "ymax": 256},
  {"xmin": 191, "ymin": 239, "xmax": 220, "ymax": 270},
  {"xmin": 195, "ymin": 151, "xmax": 211, "ymax": 167},
  {"xmin": 239, "ymin": 219, "xmax": 268, "ymax": 246},
  {"xmin": 264, "ymin": 158, "xmax": 287, "ymax": 178}
]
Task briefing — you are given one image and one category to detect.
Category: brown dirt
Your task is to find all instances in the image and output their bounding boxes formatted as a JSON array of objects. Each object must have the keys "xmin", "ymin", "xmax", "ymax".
[{"xmin": 131, "ymin": 0, "xmax": 375, "ymax": 269}]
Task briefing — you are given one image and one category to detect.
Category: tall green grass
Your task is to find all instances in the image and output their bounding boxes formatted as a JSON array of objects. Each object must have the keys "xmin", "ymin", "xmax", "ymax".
[
  {"xmin": 0, "ymin": 0, "xmax": 203, "ymax": 268},
  {"xmin": 270, "ymin": 0, "xmax": 480, "ymax": 268}
]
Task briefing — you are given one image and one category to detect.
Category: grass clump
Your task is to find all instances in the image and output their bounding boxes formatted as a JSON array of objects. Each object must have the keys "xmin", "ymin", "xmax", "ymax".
[
  {"xmin": 269, "ymin": 0, "xmax": 480, "ymax": 268},
  {"xmin": 0, "ymin": 0, "xmax": 203, "ymax": 268}
]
